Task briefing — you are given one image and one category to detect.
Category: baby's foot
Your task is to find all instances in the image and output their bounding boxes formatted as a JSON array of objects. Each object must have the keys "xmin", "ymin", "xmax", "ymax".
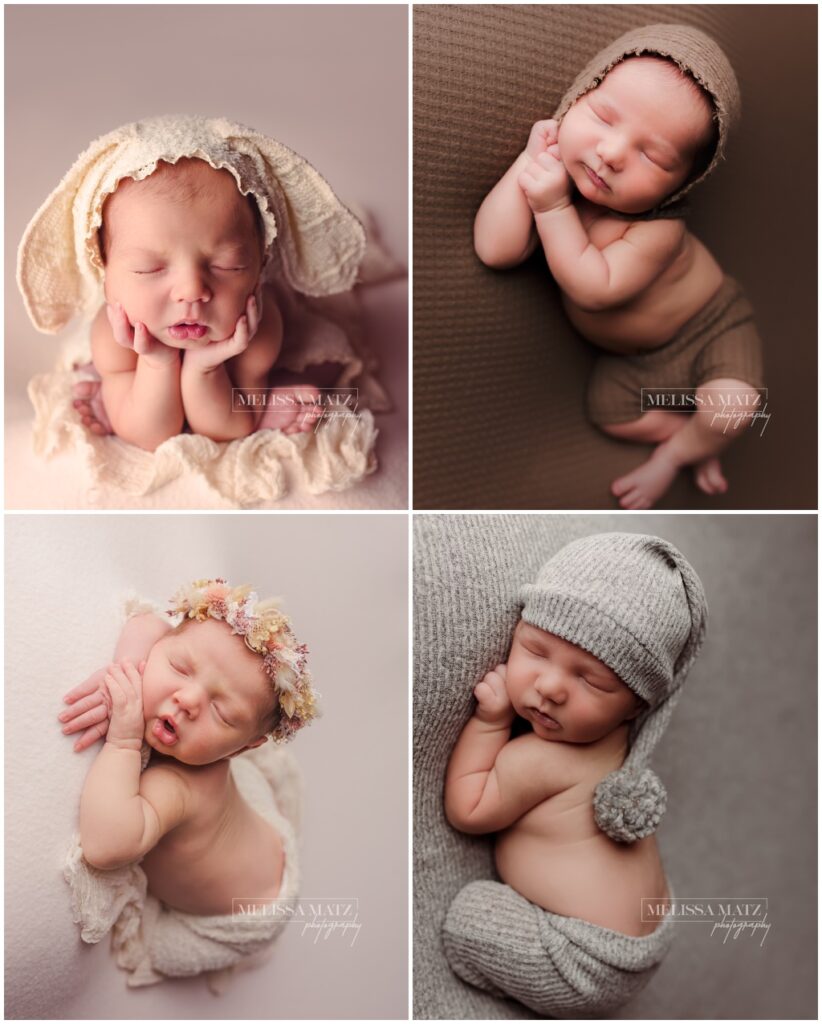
[
  {"xmin": 693, "ymin": 456, "xmax": 728, "ymax": 495},
  {"xmin": 611, "ymin": 448, "xmax": 680, "ymax": 509},
  {"xmin": 72, "ymin": 378, "xmax": 113, "ymax": 436},
  {"xmin": 258, "ymin": 385, "xmax": 323, "ymax": 435}
]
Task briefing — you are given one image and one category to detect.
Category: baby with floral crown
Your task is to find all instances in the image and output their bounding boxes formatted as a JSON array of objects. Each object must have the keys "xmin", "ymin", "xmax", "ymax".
[{"xmin": 59, "ymin": 579, "xmax": 318, "ymax": 919}]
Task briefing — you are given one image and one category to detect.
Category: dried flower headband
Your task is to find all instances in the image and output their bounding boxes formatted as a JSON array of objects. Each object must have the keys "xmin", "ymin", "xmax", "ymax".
[{"xmin": 167, "ymin": 579, "xmax": 319, "ymax": 743}]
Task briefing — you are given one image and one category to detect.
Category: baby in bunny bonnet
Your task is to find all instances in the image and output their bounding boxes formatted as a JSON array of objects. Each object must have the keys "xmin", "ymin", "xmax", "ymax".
[{"xmin": 18, "ymin": 115, "xmax": 367, "ymax": 451}]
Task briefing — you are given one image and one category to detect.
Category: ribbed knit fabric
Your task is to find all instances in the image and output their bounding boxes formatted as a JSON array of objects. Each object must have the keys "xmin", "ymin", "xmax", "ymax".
[
  {"xmin": 587, "ymin": 275, "xmax": 765, "ymax": 426},
  {"xmin": 443, "ymin": 880, "xmax": 676, "ymax": 1018},
  {"xmin": 414, "ymin": 514, "xmax": 575, "ymax": 1019},
  {"xmin": 413, "ymin": 4, "xmax": 744, "ymax": 509},
  {"xmin": 521, "ymin": 533, "xmax": 708, "ymax": 842}
]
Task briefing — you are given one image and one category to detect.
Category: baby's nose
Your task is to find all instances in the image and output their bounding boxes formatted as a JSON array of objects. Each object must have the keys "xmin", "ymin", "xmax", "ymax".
[
  {"xmin": 175, "ymin": 687, "xmax": 202, "ymax": 715},
  {"xmin": 535, "ymin": 669, "xmax": 567, "ymax": 701},
  {"xmin": 596, "ymin": 135, "xmax": 625, "ymax": 168},
  {"xmin": 172, "ymin": 269, "xmax": 211, "ymax": 304}
]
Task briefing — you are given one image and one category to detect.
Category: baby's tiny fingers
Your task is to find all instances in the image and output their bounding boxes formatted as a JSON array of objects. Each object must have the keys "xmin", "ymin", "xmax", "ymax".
[
  {"xmin": 75, "ymin": 721, "xmax": 109, "ymax": 752},
  {"xmin": 62, "ymin": 703, "xmax": 108, "ymax": 735}
]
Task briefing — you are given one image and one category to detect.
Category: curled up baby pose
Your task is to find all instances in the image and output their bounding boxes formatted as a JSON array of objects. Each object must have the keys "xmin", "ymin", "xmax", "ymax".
[
  {"xmin": 18, "ymin": 115, "xmax": 367, "ymax": 452},
  {"xmin": 59, "ymin": 580, "xmax": 319, "ymax": 987},
  {"xmin": 475, "ymin": 25, "xmax": 765, "ymax": 508},
  {"xmin": 443, "ymin": 533, "xmax": 707, "ymax": 1017}
]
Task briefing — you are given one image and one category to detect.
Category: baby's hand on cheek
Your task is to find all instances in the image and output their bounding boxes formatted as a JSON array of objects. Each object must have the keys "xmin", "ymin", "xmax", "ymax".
[
  {"xmin": 518, "ymin": 145, "xmax": 572, "ymax": 214},
  {"xmin": 183, "ymin": 293, "xmax": 261, "ymax": 373},
  {"xmin": 106, "ymin": 303, "xmax": 179, "ymax": 369},
  {"xmin": 103, "ymin": 660, "xmax": 145, "ymax": 752},
  {"xmin": 473, "ymin": 663, "xmax": 515, "ymax": 726}
]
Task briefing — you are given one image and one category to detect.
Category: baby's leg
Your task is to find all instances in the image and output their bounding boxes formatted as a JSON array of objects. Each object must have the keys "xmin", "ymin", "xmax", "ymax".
[
  {"xmin": 71, "ymin": 365, "xmax": 113, "ymax": 436},
  {"xmin": 601, "ymin": 410, "xmax": 690, "ymax": 444},
  {"xmin": 609, "ymin": 378, "xmax": 760, "ymax": 508},
  {"xmin": 443, "ymin": 879, "xmax": 661, "ymax": 1016}
]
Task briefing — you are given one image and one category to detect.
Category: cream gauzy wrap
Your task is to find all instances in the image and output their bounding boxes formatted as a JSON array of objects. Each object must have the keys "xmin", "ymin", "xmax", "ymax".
[
  {"xmin": 17, "ymin": 115, "xmax": 402, "ymax": 504},
  {"xmin": 64, "ymin": 742, "xmax": 303, "ymax": 992}
]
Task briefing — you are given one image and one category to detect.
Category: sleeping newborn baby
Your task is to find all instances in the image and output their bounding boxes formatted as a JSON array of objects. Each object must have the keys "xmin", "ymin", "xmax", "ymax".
[
  {"xmin": 443, "ymin": 533, "xmax": 707, "ymax": 1017},
  {"xmin": 18, "ymin": 114, "xmax": 368, "ymax": 457},
  {"xmin": 59, "ymin": 579, "xmax": 318, "ymax": 980},
  {"xmin": 474, "ymin": 25, "xmax": 765, "ymax": 508},
  {"xmin": 75, "ymin": 157, "xmax": 320, "ymax": 450}
]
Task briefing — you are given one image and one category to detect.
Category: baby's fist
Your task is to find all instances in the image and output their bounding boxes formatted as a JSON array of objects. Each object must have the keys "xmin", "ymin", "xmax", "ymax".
[
  {"xmin": 525, "ymin": 119, "xmax": 559, "ymax": 160},
  {"xmin": 473, "ymin": 664, "xmax": 514, "ymax": 725},
  {"xmin": 518, "ymin": 146, "xmax": 571, "ymax": 214}
]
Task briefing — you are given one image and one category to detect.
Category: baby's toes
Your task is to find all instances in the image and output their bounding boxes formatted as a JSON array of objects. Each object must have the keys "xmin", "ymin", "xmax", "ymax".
[{"xmin": 72, "ymin": 380, "xmax": 96, "ymax": 400}]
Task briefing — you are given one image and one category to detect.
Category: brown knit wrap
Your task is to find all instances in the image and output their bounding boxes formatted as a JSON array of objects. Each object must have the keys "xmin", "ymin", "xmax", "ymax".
[{"xmin": 553, "ymin": 23, "xmax": 741, "ymax": 210}]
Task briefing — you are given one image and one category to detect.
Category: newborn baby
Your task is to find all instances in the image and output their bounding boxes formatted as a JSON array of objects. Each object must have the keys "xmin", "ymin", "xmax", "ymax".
[
  {"xmin": 60, "ymin": 580, "xmax": 318, "ymax": 919},
  {"xmin": 442, "ymin": 533, "xmax": 707, "ymax": 1017},
  {"xmin": 74, "ymin": 157, "xmax": 320, "ymax": 450},
  {"xmin": 475, "ymin": 25, "xmax": 765, "ymax": 508}
]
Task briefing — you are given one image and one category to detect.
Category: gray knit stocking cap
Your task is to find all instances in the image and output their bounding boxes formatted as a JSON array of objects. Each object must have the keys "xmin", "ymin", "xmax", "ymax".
[
  {"xmin": 519, "ymin": 533, "xmax": 707, "ymax": 843},
  {"xmin": 553, "ymin": 23, "xmax": 741, "ymax": 211}
]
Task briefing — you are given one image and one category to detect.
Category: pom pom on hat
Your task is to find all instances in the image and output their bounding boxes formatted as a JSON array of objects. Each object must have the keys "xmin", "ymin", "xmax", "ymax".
[{"xmin": 594, "ymin": 767, "xmax": 667, "ymax": 843}]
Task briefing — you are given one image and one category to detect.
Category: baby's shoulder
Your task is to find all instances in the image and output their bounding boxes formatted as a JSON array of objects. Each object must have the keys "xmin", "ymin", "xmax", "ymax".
[
  {"xmin": 143, "ymin": 757, "xmax": 227, "ymax": 819},
  {"xmin": 502, "ymin": 731, "xmax": 587, "ymax": 792},
  {"xmin": 622, "ymin": 215, "xmax": 688, "ymax": 253}
]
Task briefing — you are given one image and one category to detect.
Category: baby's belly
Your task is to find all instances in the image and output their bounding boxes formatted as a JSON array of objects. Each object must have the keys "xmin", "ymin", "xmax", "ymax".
[
  {"xmin": 142, "ymin": 807, "xmax": 284, "ymax": 916},
  {"xmin": 564, "ymin": 236, "xmax": 725, "ymax": 354},
  {"xmin": 495, "ymin": 828, "xmax": 669, "ymax": 937}
]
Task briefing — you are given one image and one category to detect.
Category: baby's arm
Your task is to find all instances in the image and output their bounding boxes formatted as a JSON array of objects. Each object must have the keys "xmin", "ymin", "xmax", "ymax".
[
  {"xmin": 90, "ymin": 304, "xmax": 184, "ymax": 451},
  {"xmin": 79, "ymin": 661, "xmax": 192, "ymax": 870},
  {"xmin": 531, "ymin": 201, "xmax": 686, "ymax": 310},
  {"xmin": 445, "ymin": 664, "xmax": 576, "ymax": 834},
  {"xmin": 180, "ymin": 291, "xmax": 281, "ymax": 440},
  {"xmin": 61, "ymin": 613, "xmax": 171, "ymax": 751},
  {"xmin": 473, "ymin": 120, "xmax": 558, "ymax": 269}
]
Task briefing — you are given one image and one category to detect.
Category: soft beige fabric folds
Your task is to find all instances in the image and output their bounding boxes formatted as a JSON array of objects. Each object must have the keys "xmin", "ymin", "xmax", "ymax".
[{"xmin": 65, "ymin": 744, "xmax": 302, "ymax": 992}]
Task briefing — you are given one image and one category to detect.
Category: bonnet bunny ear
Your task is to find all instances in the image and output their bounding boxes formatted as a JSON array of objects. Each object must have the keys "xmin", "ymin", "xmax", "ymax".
[
  {"xmin": 16, "ymin": 115, "xmax": 367, "ymax": 335},
  {"xmin": 17, "ymin": 133, "xmax": 124, "ymax": 333},
  {"xmin": 220, "ymin": 121, "xmax": 367, "ymax": 298}
]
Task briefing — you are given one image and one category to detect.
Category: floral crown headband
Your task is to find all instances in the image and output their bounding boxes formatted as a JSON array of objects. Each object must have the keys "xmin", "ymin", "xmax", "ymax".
[{"xmin": 167, "ymin": 579, "xmax": 320, "ymax": 744}]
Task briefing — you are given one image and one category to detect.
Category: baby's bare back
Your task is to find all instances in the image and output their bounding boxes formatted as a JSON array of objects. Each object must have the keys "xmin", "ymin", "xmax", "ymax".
[
  {"xmin": 494, "ymin": 736, "xmax": 669, "ymax": 937},
  {"xmin": 141, "ymin": 759, "xmax": 284, "ymax": 916},
  {"xmin": 563, "ymin": 202, "xmax": 725, "ymax": 353}
]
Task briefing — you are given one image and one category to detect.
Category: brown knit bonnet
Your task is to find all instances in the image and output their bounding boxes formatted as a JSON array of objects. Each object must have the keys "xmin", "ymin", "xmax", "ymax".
[{"xmin": 553, "ymin": 23, "xmax": 741, "ymax": 212}]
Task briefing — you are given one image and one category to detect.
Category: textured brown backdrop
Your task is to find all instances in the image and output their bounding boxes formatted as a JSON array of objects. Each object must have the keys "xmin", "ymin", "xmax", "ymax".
[{"xmin": 413, "ymin": 4, "xmax": 817, "ymax": 509}]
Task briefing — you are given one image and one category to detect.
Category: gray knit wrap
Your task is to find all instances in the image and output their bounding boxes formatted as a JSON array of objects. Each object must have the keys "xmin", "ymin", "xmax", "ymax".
[
  {"xmin": 520, "ymin": 533, "xmax": 707, "ymax": 843},
  {"xmin": 553, "ymin": 23, "xmax": 741, "ymax": 212}
]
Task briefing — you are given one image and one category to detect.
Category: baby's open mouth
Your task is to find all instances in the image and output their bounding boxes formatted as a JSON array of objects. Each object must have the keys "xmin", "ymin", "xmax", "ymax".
[
  {"xmin": 153, "ymin": 715, "xmax": 179, "ymax": 745},
  {"xmin": 168, "ymin": 322, "xmax": 207, "ymax": 341}
]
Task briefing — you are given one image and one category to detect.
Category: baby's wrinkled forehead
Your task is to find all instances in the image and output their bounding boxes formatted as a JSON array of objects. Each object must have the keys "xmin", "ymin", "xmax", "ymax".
[
  {"xmin": 593, "ymin": 56, "xmax": 714, "ymax": 145},
  {"xmin": 100, "ymin": 157, "xmax": 264, "ymax": 260}
]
